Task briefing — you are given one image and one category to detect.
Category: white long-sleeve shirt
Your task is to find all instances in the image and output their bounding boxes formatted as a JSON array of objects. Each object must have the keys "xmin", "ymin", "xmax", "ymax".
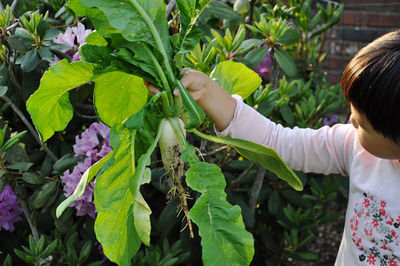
[{"xmin": 217, "ymin": 95, "xmax": 400, "ymax": 266}]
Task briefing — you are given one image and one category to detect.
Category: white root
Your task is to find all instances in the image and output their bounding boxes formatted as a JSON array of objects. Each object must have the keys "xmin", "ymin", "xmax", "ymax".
[{"xmin": 159, "ymin": 118, "xmax": 194, "ymax": 238}]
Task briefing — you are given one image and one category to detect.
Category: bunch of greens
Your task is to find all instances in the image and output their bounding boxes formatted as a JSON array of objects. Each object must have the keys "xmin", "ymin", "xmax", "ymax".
[{"xmin": 26, "ymin": 0, "xmax": 303, "ymax": 265}]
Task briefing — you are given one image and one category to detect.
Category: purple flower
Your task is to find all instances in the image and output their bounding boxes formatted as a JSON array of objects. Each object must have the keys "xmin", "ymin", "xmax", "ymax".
[
  {"xmin": 61, "ymin": 122, "xmax": 111, "ymax": 219},
  {"xmin": 253, "ymin": 50, "xmax": 272, "ymax": 80},
  {"xmin": 53, "ymin": 22, "xmax": 92, "ymax": 64},
  {"xmin": 323, "ymin": 114, "xmax": 349, "ymax": 126},
  {"xmin": 0, "ymin": 186, "xmax": 23, "ymax": 232}
]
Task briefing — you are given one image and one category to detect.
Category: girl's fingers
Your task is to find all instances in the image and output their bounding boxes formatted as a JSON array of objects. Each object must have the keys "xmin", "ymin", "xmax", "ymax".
[{"xmin": 147, "ymin": 83, "xmax": 160, "ymax": 95}]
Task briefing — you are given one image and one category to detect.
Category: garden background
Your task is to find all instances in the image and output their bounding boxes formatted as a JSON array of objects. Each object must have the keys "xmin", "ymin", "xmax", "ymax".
[{"xmin": 0, "ymin": 0, "xmax": 398, "ymax": 265}]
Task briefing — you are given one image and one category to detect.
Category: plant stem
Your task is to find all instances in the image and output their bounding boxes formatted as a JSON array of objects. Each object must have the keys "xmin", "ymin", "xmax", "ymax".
[
  {"xmin": 160, "ymin": 92, "xmax": 172, "ymax": 117},
  {"xmin": 229, "ymin": 163, "xmax": 255, "ymax": 191},
  {"xmin": 246, "ymin": 0, "xmax": 257, "ymax": 38},
  {"xmin": 168, "ymin": 116, "xmax": 188, "ymax": 150},
  {"xmin": 143, "ymin": 44, "xmax": 174, "ymax": 109},
  {"xmin": 166, "ymin": 0, "xmax": 177, "ymax": 18},
  {"xmin": 249, "ymin": 166, "xmax": 266, "ymax": 214},
  {"xmin": 1, "ymin": 95, "xmax": 58, "ymax": 162},
  {"xmin": 312, "ymin": 31, "xmax": 326, "ymax": 75},
  {"xmin": 17, "ymin": 197, "xmax": 40, "ymax": 244},
  {"xmin": 128, "ymin": 0, "xmax": 176, "ymax": 87},
  {"xmin": 10, "ymin": 0, "xmax": 18, "ymax": 12},
  {"xmin": 270, "ymin": 49, "xmax": 280, "ymax": 90}
]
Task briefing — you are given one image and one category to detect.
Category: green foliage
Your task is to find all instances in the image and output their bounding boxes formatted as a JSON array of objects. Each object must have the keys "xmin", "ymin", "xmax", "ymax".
[
  {"xmin": 1, "ymin": 0, "xmax": 349, "ymax": 265},
  {"xmin": 210, "ymin": 60, "xmax": 262, "ymax": 99},
  {"xmin": 187, "ymin": 162, "xmax": 254, "ymax": 265},
  {"xmin": 26, "ymin": 60, "xmax": 97, "ymax": 141},
  {"xmin": 94, "ymin": 125, "xmax": 148, "ymax": 265},
  {"xmin": 191, "ymin": 129, "xmax": 303, "ymax": 191}
]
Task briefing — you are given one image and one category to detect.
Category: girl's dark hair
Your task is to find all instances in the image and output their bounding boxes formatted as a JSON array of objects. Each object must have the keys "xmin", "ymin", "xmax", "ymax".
[{"xmin": 341, "ymin": 30, "xmax": 400, "ymax": 143}]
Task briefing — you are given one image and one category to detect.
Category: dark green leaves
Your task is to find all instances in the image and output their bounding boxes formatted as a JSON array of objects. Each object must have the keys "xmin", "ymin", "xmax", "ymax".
[
  {"xmin": 186, "ymin": 162, "xmax": 254, "ymax": 265},
  {"xmin": 274, "ymin": 48, "xmax": 297, "ymax": 78},
  {"xmin": 21, "ymin": 49, "xmax": 39, "ymax": 72},
  {"xmin": 80, "ymin": 0, "xmax": 171, "ymax": 56},
  {"xmin": 176, "ymin": 0, "xmax": 212, "ymax": 53}
]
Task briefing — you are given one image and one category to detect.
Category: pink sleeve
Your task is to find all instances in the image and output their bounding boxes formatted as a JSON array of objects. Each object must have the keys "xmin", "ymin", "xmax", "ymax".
[{"xmin": 216, "ymin": 95, "xmax": 355, "ymax": 176}]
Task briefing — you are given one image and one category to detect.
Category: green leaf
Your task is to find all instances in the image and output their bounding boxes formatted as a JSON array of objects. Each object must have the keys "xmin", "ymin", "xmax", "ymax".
[
  {"xmin": 191, "ymin": 130, "xmax": 303, "ymax": 191},
  {"xmin": 68, "ymin": 0, "xmax": 120, "ymax": 37},
  {"xmin": 280, "ymin": 105, "xmax": 294, "ymax": 125},
  {"xmin": 7, "ymin": 162, "xmax": 33, "ymax": 171},
  {"xmin": 79, "ymin": 44, "xmax": 113, "ymax": 69},
  {"xmin": 210, "ymin": 61, "xmax": 262, "ymax": 100},
  {"xmin": 0, "ymin": 86, "xmax": 8, "ymax": 97},
  {"xmin": 21, "ymin": 173, "xmax": 45, "ymax": 185},
  {"xmin": 177, "ymin": 80, "xmax": 205, "ymax": 129},
  {"xmin": 85, "ymin": 31, "xmax": 108, "ymax": 46},
  {"xmin": 38, "ymin": 47, "xmax": 53, "ymax": 62},
  {"xmin": 56, "ymin": 151, "xmax": 113, "ymax": 218},
  {"xmin": 80, "ymin": 0, "xmax": 171, "ymax": 56},
  {"xmin": 176, "ymin": 0, "xmax": 212, "ymax": 53},
  {"xmin": 279, "ymin": 29, "xmax": 300, "ymax": 46},
  {"xmin": 129, "ymin": 120, "xmax": 166, "ymax": 246},
  {"xmin": 274, "ymin": 48, "xmax": 297, "ymax": 78},
  {"xmin": 26, "ymin": 60, "xmax": 97, "ymax": 141},
  {"xmin": 2, "ymin": 131, "xmax": 27, "ymax": 152},
  {"xmin": 94, "ymin": 125, "xmax": 141, "ymax": 265},
  {"xmin": 32, "ymin": 181, "xmax": 58, "ymax": 209},
  {"xmin": 21, "ymin": 49, "xmax": 39, "ymax": 72},
  {"xmin": 296, "ymin": 251, "xmax": 318, "ymax": 260},
  {"xmin": 80, "ymin": 0, "xmax": 176, "ymax": 86},
  {"xmin": 243, "ymin": 46, "xmax": 268, "ymax": 69},
  {"xmin": 117, "ymin": 44, "xmax": 162, "ymax": 87},
  {"xmin": 43, "ymin": 28, "xmax": 61, "ymax": 41},
  {"xmin": 93, "ymin": 71, "xmax": 148, "ymax": 127},
  {"xmin": 186, "ymin": 162, "xmax": 254, "ymax": 265}
]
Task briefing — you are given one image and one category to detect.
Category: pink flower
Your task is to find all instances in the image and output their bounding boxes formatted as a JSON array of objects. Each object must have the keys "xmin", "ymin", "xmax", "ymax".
[
  {"xmin": 61, "ymin": 122, "xmax": 111, "ymax": 218},
  {"xmin": 53, "ymin": 22, "xmax": 92, "ymax": 64},
  {"xmin": 380, "ymin": 200, "xmax": 387, "ymax": 208},
  {"xmin": 253, "ymin": 50, "xmax": 272, "ymax": 80},
  {"xmin": 0, "ymin": 186, "xmax": 23, "ymax": 232}
]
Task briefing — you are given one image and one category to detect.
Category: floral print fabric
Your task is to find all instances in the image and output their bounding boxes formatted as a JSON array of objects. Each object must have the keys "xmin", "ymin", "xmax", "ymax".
[{"xmin": 351, "ymin": 192, "xmax": 400, "ymax": 265}]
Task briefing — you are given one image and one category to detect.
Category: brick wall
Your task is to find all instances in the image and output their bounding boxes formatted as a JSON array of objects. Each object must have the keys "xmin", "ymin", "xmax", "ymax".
[{"xmin": 322, "ymin": 1, "xmax": 400, "ymax": 83}]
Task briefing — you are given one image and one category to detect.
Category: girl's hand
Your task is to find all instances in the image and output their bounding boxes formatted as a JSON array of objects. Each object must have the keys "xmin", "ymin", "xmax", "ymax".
[
  {"xmin": 144, "ymin": 80, "xmax": 160, "ymax": 95},
  {"xmin": 145, "ymin": 69, "xmax": 236, "ymax": 131},
  {"xmin": 177, "ymin": 69, "xmax": 236, "ymax": 131}
]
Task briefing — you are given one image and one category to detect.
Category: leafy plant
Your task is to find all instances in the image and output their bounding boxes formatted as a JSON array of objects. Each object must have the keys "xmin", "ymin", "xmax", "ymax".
[{"xmin": 26, "ymin": 0, "xmax": 304, "ymax": 265}]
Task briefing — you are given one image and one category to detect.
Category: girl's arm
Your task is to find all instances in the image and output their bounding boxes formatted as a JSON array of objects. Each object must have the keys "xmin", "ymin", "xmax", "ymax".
[
  {"xmin": 178, "ymin": 70, "xmax": 354, "ymax": 176},
  {"xmin": 219, "ymin": 95, "xmax": 354, "ymax": 176}
]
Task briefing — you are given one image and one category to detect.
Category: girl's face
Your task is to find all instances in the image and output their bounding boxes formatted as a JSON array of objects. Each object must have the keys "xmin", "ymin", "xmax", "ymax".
[{"xmin": 350, "ymin": 105, "xmax": 400, "ymax": 159}]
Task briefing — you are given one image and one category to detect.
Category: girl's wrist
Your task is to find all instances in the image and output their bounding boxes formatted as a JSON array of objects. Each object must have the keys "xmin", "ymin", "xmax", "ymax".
[{"xmin": 199, "ymin": 81, "xmax": 236, "ymax": 131}]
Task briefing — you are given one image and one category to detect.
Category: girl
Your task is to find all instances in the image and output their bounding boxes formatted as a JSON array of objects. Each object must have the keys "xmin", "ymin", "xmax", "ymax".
[{"xmin": 148, "ymin": 30, "xmax": 400, "ymax": 265}]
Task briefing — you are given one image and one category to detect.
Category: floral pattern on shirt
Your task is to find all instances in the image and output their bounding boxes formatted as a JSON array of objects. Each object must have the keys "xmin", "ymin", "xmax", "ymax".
[{"xmin": 350, "ymin": 192, "xmax": 400, "ymax": 265}]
